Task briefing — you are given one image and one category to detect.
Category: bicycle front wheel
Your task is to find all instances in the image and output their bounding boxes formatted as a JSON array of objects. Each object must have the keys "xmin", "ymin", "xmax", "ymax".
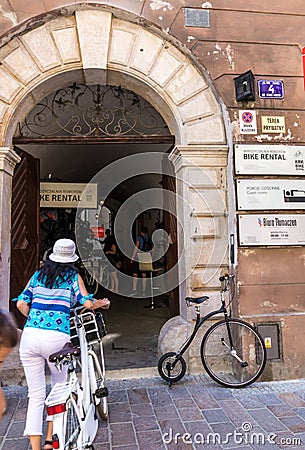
[
  {"xmin": 201, "ymin": 319, "xmax": 266, "ymax": 388},
  {"xmin": 158, "ymin": 352, "xmax": 186, "ymax": 383}
]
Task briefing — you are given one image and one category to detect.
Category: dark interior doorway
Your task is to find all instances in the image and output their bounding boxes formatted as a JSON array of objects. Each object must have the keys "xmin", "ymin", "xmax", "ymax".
[{"xmin": 10, "ymin": 82, "xmax": 178, "ymax": 370}]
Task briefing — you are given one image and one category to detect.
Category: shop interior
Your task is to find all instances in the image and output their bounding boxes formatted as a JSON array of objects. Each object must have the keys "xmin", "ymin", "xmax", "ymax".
[{"xmin": 14, "ymin": 140, "xmax": 175, "ymax": 371}]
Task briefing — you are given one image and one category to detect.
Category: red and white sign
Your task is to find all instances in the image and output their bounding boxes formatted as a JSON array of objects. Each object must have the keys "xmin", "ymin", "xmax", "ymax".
[{"xmin": 239, "ymin": 110, "xmax": 257, "ymax": 134}]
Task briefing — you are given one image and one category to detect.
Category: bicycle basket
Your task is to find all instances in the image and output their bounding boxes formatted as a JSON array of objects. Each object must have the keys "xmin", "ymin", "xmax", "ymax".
[{"xmin": 70, "ymin": 310, "xmax": 107, "ymax": 348}]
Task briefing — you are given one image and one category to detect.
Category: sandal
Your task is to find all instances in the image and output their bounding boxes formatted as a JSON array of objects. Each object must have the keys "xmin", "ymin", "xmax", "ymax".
[{"xmin": 44, "ymin": 440, "xmax": 53, "ymax": 450}]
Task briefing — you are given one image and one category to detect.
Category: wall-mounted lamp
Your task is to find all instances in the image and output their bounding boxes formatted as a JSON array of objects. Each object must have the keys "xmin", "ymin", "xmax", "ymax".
[{"xmin": 234, "ymin": 70, "xmax": 255, "ymax": 102}]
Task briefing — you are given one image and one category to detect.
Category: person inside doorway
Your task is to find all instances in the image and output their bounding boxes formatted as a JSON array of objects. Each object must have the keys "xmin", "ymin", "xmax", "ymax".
[
  {"xmin": 103, "ymin": 229, "xmax": 120, "ymax": 293},
  {"xmin": 130, "ymin": 226, "xmax": 153, "ymax": 296},
  {"xmin": 0, "ymin": 309, "xmax": 18, "ymax": 421},
  {"xmin": 12, "ymin": 238, "xmax": 110, "ymax": 450}
]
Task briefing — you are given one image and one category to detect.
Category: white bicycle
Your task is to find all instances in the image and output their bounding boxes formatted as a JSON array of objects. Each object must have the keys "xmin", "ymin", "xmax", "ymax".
[{"xmin": 45, "ymin": 307, "xmax": 108, "ymax": 449}]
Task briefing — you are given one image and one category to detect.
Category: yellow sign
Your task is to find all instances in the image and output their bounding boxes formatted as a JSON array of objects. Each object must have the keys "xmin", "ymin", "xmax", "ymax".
[
  {"xmin": 264, "ymin": 337, "xmax": 272, "ymax": 349},
  {"xmin": 261, "ymin": 116, "xmax": 285, "ymax": 133}
]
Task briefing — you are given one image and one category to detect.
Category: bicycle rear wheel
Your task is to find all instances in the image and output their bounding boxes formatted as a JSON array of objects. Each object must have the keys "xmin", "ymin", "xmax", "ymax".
[
  {"xmin": 63, "ymin": 396, "xmax": 82, "ymax": 448},
  {"xmin": 201, "ymin": 319, "xmax": 266, "ymax": 388}
]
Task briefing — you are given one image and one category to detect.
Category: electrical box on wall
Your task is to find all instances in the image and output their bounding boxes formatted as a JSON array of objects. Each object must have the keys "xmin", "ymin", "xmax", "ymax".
[{"xmin": 257, "ymin": 323, "xmax": 281, "ymax": 360}]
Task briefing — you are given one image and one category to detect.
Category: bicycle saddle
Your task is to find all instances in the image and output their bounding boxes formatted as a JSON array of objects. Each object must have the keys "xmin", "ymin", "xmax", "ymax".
[
  {"xmin": 49, "ymin": 341, "xmax": 81, "ymax": 363},
  {"xmin": 185, "ymin": 296, "xmax": 209, "ymax": 304}
]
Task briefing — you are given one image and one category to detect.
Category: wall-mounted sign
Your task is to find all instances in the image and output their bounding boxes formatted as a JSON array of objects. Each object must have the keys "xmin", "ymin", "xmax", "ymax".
[
  {"xmin": 261, "ymin": 116, "xmax": 285, "ymax": 133},
  {"xmin": 258, "ymin": 80, "xmax": 284, "ymax": 99},
  {"xmin": 40, "ymin": 182, "xmax": 97, "ymax": 208},
  {"xmin": 239, "ymin": 110, "xmax": 257, "ymax": 134},
  {"xmin": 237, "ymin": 179, "xmax": 305, "ymax": 210},
  {"xmin": 234, "ymin": 144, "xmax": 305, "ymax": 175},
  {"xmin": 238, "ymin": 214, "xmax": 305, "ymax": 246}
]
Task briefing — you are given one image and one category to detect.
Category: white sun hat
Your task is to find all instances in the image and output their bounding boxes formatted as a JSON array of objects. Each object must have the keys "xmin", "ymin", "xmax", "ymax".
[{"xmin": 49, "ymin": 239, "xmax": 79, "ymax": 263}]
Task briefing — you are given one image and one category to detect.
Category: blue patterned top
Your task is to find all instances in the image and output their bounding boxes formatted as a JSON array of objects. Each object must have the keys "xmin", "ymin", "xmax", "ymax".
[{"xmin": 13, "ymin": 271, "xmax": 92, "ymax": 335}]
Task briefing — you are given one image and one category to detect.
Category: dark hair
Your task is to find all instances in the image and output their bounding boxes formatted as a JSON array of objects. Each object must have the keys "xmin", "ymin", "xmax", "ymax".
[
  {"xmin": 105, "ymin": 229, "xmax": 111, "ymax": 236},
  {"xmin": 0, "ymin": 309, "xmax": 18, "ymax": 349},
  {"xmin": 37, "ymin": 260, "xmax": 79, "ymax": 289},
  {"xmin": 141, "ymin": 227, "xmax": 148, "ymax": 234}
]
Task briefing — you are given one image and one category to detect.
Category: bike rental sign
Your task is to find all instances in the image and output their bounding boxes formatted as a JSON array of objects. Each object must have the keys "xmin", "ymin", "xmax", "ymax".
[{"xmin": 40, "ymin": 182, "xmax": 97, "ymax": 208}]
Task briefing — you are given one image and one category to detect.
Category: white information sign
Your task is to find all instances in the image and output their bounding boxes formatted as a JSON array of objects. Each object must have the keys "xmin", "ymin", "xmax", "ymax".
[
  {"xmin": 40, "ymin": 182, "xmax": 97, "ymax": 208},
  {"xmin": 238, "ymin": 214, "xmax": 305, "ymax": 246},
  {"xmin": 237, "ymin": 179, "xmax": 305, "ymax": 210},
  {"xmin": 239, "ymin": 110, "xmax": 257, "ymax": 134},
  {"xmin": 235, "ymin": 144, "xmax": 305, "ymax": 175}
]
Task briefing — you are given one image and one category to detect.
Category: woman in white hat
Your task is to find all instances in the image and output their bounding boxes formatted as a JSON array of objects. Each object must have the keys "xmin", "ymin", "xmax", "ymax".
[{"xmin": 12, "ymin": 238, "xmax": 110, "ymax": 450}]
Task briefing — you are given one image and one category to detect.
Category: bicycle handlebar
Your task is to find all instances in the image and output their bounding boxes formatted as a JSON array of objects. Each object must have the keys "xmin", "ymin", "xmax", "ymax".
[
  {"xmin": 219, "ymin": 274, "xmax": 234, "ymax": 292},
  {"xmin": 219, "ymin": 274, "xmax": 234, "ymax": 282}
]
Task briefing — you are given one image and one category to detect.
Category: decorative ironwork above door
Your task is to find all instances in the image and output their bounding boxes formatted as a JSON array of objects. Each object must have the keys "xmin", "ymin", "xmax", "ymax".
[{"xmin": 18, "ymin": 83, "xmax": 170, "ymax": 138}]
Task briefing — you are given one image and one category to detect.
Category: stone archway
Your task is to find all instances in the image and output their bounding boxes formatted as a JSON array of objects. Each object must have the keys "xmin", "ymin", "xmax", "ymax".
[{"xmin": 0, "ymin": 8, "xmax": 228, "ymax": 350}]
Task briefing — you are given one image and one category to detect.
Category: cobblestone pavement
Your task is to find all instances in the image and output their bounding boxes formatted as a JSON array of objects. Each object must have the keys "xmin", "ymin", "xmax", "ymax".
[{"xmin": 2, "ymin": 375, "xmax": 305, "ymax": 449}]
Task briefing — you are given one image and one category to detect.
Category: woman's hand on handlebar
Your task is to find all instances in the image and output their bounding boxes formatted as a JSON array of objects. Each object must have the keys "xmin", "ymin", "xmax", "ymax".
[
  {"xmin": 94, "ymin": 298, "xmax": 110, "ymax": 309},
  {"xmin": 83, "ymin": 297, "xmax": 110, "ymax": 310}
]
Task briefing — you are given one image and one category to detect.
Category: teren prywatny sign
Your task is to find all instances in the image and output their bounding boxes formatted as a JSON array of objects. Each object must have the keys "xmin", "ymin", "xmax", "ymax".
[
  {"xmin": 235, "ymin": 144, "xmax": 305, "ymax": 176},
  {"xmin": 40, "ymin": 183, "xmax": 97, "ymax": 208}
]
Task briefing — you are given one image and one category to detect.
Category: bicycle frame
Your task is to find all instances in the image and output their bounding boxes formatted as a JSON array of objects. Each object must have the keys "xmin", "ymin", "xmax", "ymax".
[
  {"xmin": 45, "ymin": 310, "xmax": 100, "ymax": 449},
  {"xmin": 171, "ymin": 277, "xmax": 233, "ymax": 370}
]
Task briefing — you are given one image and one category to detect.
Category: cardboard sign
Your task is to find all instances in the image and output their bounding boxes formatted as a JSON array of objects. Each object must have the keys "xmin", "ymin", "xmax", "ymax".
[{"xmin": 261, "ymin": 116, "xmax": 285, "ymax": 133}]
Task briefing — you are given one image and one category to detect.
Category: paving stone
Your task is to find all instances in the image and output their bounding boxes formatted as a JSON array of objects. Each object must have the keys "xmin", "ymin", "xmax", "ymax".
[
  {"xmin": 110, "ymin": 422, "xmax": 137, "ymax": 446},
  {"xmin": 160, "ymin": 416, "xmax": 187, "ymax": 431},
  {"xmin": 131, "ymin": 402, "xmax": 154, "ymax": 418},
  {"xmin": 191, "ymin": 392, "xmax": 219, "ymax": 409},
  {"xmin": 279, "ymin": 415, "xmax": 305, "ymax": 433},
  {"xmin": 248, "ymin": 408, "xmax": 288, "ymax": 432},
  {"xmin": 177, "ymin": 407, "xmax": 204, "ymax": 421},
  {"xmin": 279, "ymin": 392, "xmax": 305, "ymax": 408},
  {"xmin": 108, "ymin": 401, "xmax": 132, "ymax": 423},
  {"xmin": 173, "ymin": 397, "xmax": 197, "ymax": 408},
  {"xmin": 6, "ymin": 420, "xmax": 25, "ymax": 438},
  {"xmin": 267, "ymin": 403, "xmax": 296, "ymax": 418},
  {"xmin": 153, "ymin": 404, "xmax": 179, "ymax": 420},
  {"xmin": 136, "ymin": 429, "xmax": 166, "ymax": 449},
  {"xmin": 294, "ymin": 407, "xmax": 305, "ymax": 420},
  {"xmin": 133, "ymin": 415, "xmax": 159, "ymax": 432},
  {"xmin": 128, "ymin": 388, "xmax": 150, "ymax": 404},
  {"xmin": 202, "ymin": 408, "xmax": 229, "ymax": 423},
  {"xmin": 108, "ymin": 389, "xmax": 128, "ymax": 403},
  {"xmin": 94, "ymin": 426, "xmax": 110, "ymax": 443},
  {"xmin": 220, "ymin": 400, "xmax": 256, "ymax": 428},
  {"xmin": 256, "ymin": 393, "xmax": 285, "ymax": 406}
]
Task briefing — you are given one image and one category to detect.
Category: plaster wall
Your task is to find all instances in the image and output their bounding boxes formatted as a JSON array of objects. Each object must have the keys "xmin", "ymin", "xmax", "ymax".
[{"xmin": 0, "ymin": 6, "xmax": 229, "ymax": 379}]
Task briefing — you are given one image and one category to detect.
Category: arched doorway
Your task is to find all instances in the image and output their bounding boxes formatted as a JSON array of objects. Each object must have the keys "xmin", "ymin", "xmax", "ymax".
[
  {"xmin": 11, "ymin": 83, "xmax": 177, "ymax": 369},
  {"xmin": 0, "ymin": 8, "xmax": 228, "ymax": 374}
]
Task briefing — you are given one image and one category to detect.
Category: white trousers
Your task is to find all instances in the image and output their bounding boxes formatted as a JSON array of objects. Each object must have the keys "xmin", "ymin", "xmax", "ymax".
[{"xmin": 19, "ymin": 327, "xmax": 69, "ymax": 436}]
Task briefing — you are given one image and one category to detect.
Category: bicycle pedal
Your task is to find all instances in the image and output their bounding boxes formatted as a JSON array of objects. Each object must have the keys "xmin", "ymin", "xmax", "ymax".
[{"xmin": 95, "ymin": 386, "xmax": 108, "ymax": 398}]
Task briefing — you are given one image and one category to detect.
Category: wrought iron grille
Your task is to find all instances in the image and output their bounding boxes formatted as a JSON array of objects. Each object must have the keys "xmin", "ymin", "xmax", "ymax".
[{"xmin": 18, "ymin": 83, "xmax": 169, "ymax": 138}]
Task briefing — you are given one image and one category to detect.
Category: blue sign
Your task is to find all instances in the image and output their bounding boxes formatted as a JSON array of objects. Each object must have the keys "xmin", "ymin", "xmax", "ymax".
[{"xmin": 258, "ymin": 80, "xmax": 284, "ymax": 99}]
